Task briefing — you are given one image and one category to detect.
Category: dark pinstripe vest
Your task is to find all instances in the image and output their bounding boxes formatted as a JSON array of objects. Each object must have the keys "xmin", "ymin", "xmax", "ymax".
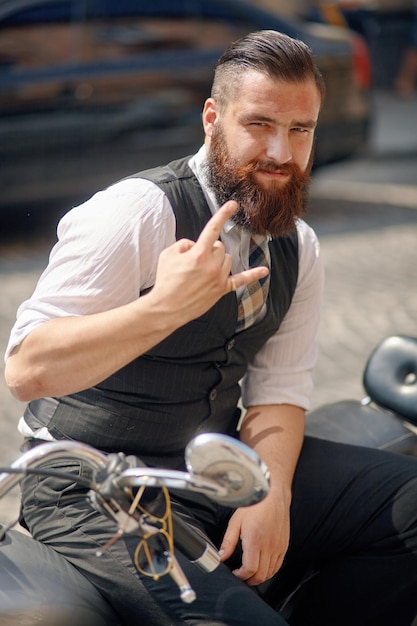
[{"xmin": 24, "ymin": 157, "xmax": 299, "ymax": 468}]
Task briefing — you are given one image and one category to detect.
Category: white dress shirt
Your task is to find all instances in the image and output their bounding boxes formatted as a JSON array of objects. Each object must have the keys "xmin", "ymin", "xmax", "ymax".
[{"xmin": 6, "ymin": 146, "xmax": 324, "ymax": 432}]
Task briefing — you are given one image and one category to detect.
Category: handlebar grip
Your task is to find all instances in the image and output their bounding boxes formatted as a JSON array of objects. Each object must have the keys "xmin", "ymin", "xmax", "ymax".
[{"xmin": 171, "ymin": 512, "xmax": 220, "ymax": 573}]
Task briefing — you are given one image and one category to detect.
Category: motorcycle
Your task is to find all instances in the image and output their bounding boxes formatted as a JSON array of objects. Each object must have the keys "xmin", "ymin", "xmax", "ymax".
[
  {"xmin": 0, "ymin": 432, "xmax": 270, "ymax": 625},
  {"xmin": 0, "ymin": 334, "xmax": 416, "ymax": 625}
]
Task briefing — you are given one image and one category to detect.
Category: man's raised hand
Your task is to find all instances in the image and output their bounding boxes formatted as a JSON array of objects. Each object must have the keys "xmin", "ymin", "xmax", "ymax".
[{"xmin": 148, "ymin": 200, "xmax": 269, "ymax": 325}]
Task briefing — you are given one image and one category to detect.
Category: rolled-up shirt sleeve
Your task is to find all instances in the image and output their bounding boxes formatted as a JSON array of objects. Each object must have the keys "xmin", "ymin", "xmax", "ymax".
[
  {"xmin": 4, "ymin": 178, "xmax": 176, "ymax": 360},
  {"xmin": 241, "ymin": 220, "xmax": 324, "ymax": 411}
]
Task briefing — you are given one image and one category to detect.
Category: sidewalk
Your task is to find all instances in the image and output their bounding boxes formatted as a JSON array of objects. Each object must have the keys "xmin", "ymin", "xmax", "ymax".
[
  {"xmin": 308, "ymin": 88, "xmax": 417, "ymax": 410},
  {"xmin": 311, "ymin": 89, "xmax": 417, "ymax": 201}
]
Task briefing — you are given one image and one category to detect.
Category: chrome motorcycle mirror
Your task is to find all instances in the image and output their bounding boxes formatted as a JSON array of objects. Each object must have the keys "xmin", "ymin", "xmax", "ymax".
[{"xmin": 185, "ymin": 433, "xmax": 270, "ymax": 507}]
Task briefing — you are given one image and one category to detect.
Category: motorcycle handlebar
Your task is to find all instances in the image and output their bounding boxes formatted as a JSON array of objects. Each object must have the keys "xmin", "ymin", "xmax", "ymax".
[
  {"xmin": 0, "ymin": 440, "xmax": 220, "ymax": 565},
  {"xmin": 0, "ymin": 436, "xmax": 269, "ymax": 602}
]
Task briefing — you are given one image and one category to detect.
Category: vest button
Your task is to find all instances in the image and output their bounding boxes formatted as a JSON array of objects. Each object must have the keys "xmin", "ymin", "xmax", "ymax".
[
  {"xmin": 209, "ymin": 389, "xmax": 217, "ymax": 401},
  {"xmin": 227, "ymin": 339, "xmax": 235, "ymax": 351}
]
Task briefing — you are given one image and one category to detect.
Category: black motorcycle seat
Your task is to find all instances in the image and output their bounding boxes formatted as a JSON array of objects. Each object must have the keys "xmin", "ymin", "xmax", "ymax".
[{"xmin": 306, "ymin": 399, "xmax": 417, "ymax": 456}]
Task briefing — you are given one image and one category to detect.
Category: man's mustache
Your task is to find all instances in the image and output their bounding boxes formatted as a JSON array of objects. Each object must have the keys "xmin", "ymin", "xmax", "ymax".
[{"xmin": 246, "ymin": 161, "xmax": 294, "ymax": 176}]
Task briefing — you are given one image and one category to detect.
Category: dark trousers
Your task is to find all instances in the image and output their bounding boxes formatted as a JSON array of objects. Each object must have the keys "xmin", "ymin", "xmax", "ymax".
[{"xmin": 20, "ymin": 437, "xmax": 417, "ymax": 626}]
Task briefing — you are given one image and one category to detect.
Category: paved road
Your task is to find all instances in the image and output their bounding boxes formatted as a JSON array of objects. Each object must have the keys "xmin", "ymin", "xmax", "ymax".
[
  {"xmin": 308, "ymin": 89, "xmax": 417, "ymax": 407},
  {"xmin": 0, "ymin": 90, "xmax": 416, "ymax": 532}
]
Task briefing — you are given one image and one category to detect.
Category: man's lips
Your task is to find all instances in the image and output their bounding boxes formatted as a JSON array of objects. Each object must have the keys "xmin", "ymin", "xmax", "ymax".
[{"xmin": 255, "ymin": 168, "xmax": 291, "ymax": 181}]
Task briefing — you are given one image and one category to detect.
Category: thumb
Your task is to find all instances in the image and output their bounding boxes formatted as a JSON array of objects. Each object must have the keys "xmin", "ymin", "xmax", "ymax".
[{"xmin": 219, "ymin": 517, "xmax": 241, "ymax": 562}]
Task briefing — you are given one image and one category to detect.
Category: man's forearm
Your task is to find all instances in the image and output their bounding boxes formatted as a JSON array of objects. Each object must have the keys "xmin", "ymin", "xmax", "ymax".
[
  {"xmin": 5, "ymin": 295, "xmax": 181, "ymax": 402},
  {"xmin": 239, "ymin": 403, "xmax": 305, "ymax": 497}
]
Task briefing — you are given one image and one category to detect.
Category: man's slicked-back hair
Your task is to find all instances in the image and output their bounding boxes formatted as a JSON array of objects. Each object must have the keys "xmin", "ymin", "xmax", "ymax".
[{"xmin": 211, "ymin": 30, "xmax": 325, "ymax": 109}]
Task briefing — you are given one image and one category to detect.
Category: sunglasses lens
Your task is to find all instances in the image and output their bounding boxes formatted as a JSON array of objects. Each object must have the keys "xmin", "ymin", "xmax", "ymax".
[
  {"xmin": 134, "ymin": 486, "xmax": 168, "ymax": 520},
  {"xmin": 136, "ymin": 533, "xmax": 171, "ymax": 577}
]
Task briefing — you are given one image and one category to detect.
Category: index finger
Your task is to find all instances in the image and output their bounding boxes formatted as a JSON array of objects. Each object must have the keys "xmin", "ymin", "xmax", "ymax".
[{"xmin": 196, "ymin": 200, "xmax": 238, "ymax": 249}]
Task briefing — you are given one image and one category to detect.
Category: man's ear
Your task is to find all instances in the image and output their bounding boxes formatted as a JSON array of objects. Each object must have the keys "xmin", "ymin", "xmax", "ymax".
[{"xmin": 202, "ymin": 98, "xmax": 218, "ymax": 137}]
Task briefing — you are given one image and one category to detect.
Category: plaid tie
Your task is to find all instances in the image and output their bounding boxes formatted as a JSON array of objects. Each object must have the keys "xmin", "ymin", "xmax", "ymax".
[{"xmin": 236, "ymin": 234, "xmax": 271, "ymax": 332}]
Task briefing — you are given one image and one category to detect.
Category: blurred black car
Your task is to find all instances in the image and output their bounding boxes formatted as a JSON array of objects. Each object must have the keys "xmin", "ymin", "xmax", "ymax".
[{"xmin": 0, "ymin": 0, "xmax": 372, "ymax": 210}]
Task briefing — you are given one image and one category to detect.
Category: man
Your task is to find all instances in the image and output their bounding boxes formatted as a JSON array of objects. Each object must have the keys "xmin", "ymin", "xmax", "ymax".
[{"xmin": 4, "ymin": 30, "xmax": 417, "ymax": 625}]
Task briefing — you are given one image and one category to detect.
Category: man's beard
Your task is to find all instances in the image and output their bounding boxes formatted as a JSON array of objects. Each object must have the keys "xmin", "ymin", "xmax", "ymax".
[{"xmin": 206, "ymin": 123, "xmax": 313, "ymax": 238}]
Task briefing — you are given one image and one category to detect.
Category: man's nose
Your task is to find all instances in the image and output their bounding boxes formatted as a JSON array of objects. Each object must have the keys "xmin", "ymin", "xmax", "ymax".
[{"xmin": 265, "ymin": 131, "xmax": 292, "ymax": 164}]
